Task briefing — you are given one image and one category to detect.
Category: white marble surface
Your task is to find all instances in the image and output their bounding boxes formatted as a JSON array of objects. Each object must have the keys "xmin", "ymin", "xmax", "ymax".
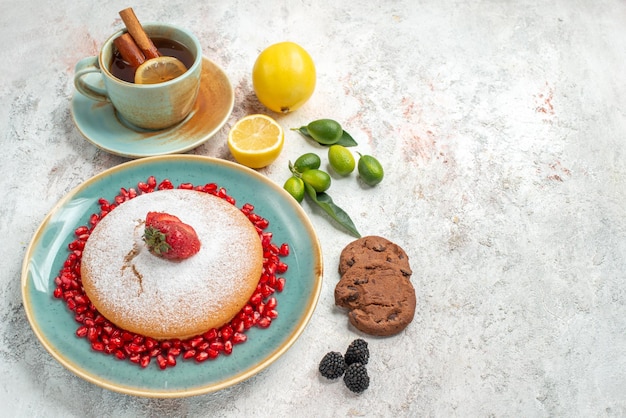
[{"xmin": 2, "ymin": 0, "xmax": 626, "ymax": 416}]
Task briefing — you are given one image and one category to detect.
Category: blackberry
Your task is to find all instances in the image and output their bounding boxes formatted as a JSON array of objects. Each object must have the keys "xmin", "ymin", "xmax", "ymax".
[
  {"xmin": 343, "ymin": 362, "xmax": 369, "ymax": 393},
  {"xmin": 344, "ymin": 338, "xmax": 369, "ymax": 365},
  {"xmin": 319, "ymin": 351, "xmax": 346, "ymax": 379}
]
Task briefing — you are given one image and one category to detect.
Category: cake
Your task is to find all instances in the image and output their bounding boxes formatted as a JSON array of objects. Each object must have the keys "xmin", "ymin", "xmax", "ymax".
[{"xmin": 80, "ymin": 189, "xmax": 263, "ymax": 340}]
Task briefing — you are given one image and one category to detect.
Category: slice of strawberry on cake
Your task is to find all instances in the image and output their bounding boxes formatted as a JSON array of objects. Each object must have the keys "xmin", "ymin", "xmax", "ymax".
[{"xmin": 143, "ymin": 211, "xmax": 201, "ymax": 260}]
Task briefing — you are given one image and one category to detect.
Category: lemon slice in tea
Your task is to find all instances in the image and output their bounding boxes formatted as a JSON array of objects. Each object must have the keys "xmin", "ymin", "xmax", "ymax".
[
  {"xmin": 227, "ymin": 114, "xmax": 284, "ymax": 169},
  {"xmin": 134, "ymin": 56, "xmax": 187, "ymax": 84}
]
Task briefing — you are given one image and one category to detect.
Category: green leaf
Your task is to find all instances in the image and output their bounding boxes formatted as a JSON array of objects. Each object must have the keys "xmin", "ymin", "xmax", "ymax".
[
  {"xmin": 291, "ymin": 126, "xmax": 358, "ymax": 147},
  {"xmin": 336, "ymin": 130, "xmax": 358, "ymax": 147},
  {"xmin": 303, "ymin": 182, "xmax": 361, "ymax": 238},
  {"xmin": 292, "ymin": 126, "xmax": 312, "ymax": 138}
]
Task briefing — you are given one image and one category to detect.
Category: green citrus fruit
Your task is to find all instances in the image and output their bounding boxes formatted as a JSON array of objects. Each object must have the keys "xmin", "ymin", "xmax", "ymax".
[
  {"xmin": 283, "ymin": 176, "xmax": 305, "ymax": 202},
  {"xmin": 306, "ymin": 119, "xmax": 343, "ymax": 145},
  {"xmin": 293, "ymin": 152, "xmax": 321, "ymax": 173},
  {"xmin": 358, "ymin": 154, "xmax": 384, "ymax": 186},
  {"xmin": 301, "ymin": 169, "xmax": 332, "ymax": 193},
  {"xmin": 328, "ymin": 145, "xmax": 355, "ymax": 176}
]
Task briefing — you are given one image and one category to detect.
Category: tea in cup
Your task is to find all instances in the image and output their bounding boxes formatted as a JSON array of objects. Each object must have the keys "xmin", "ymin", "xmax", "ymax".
[{"xmin": 74, "ymin": 23, "xmax": 202, "ymax": 130}]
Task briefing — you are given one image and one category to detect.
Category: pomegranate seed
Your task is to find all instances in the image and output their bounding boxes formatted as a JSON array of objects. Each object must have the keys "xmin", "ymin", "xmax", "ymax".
[
  {"xmin": 195, "ymin": 351, "xmax": 209, "ymax": 362},
  {"xmin": 267, "ymin": 309, "xmax": 278, "ymax": 319},
  {"xmin": 243, "ymin": 317, "xmax": 255, "ymax": 329},
  {"xmin": 183, "ymin": 350, "xmax": 196, "ymax": 360},
  {"xmin": 87, "ymin": 327, "xmax": 98, "ymax": 342},
  {"xmin": 75, "ymin": 305, "xmax": 88, "ymax": 314},
  {"xmin": 156, "ymin": 355, "xmax": 168, "ymax": 369},
  {"xmin": 140, "ymin": 356, "xmax": 151, "ymax": 368},
  {"xmin": 266, "ymin": 297, "xmax": 277, "ymax": 310},
  {"xmin": 241, "ymin": 203, "xmax": 254, "ymax": 214},
  {"xmin": 114, "ymin": 349, "xmax": 126, "ymax": 360},
  {"xmin": 109, "ymin": 336, "xmax": 123, "ymax": 348},
  {"xmin": 76, "ymin": 326, "xmax": 88, "ymax": 338},
  {"xmin": 224, "ymin": 340, "xmax": 233, "ymax": 355},
  {"xmin": 207, "ymin": 348, "xmax": 219, "ymax": 359},
  {"xmin": 232, "ymin": 333, "xmax": 247, "ymax": 344},
  {"xmin": 145, "ymin": 338, "xmax": 157, "ymax": 350},
  {"xmin": 257, "ymin": 317, "xmax": 271, "ymax": 328},
  {"xmin": 158, "ymin": 179, "xmax": 174, "ymax": 190},
  {"xmin": 126, "ymin": 343, "xmax": 144, "ymax": 353},
  {"xmin": 231, "ymin": 318, "xmax": 245, "ymax": 334},
  {"xmin": 91, "ymin": 342, "xmax": 105, "ymax": 352},
  {"xmin": 138, "ymin": 182, "xmax": 150, "ymax": 193},
  {"xmin": 203, "ymin": 183, "xmax": 218, "ymax": 194},
  {"xmin": 250, "ymin": 292, "xmax": 263, "ymax": 306},
  {"xmin": 276, "ymin": 262, "xmax": 288, "ymax": 274},
  {"xmin": 220, "ymin": 325, "xmax": 233, "ymax": 341},
  {"xmin": 209, "ymin": 341, "xmax": 224, "ymax": 352},
  {"xmin": 279, "ymin": 243, "xmax": 290, "ymax": 256},
  {"xmin": 75, "ymin": 226, "xmax": 89, "ymax": 235},
  {"xmin": 66, "ymin": 299, "xmax": 76, "ymax": 311},
  {"xmin": 260, "ymin": 284, "xmax": 274, "ymax": 297},
  {"xmin": 53, "ymin": 288, "xmax": 63, "ymax": 298},
  {"xmin": 167, "ymin": 354, "xmax": 176, "ymax": 366},
  {"xmin": 243, "ymin": 304, "xmax": 254, "ymax": 315},
  {"xmin": 189, "ymin": 336, "xmax": 204, "ymax": 348},
  {"xmin": 203, "ymin": 328, "xmax": 218, "ymax": 341},
  {"xmin": 276, "ymin": 277, "xmax": 286, "ymax": 291}
]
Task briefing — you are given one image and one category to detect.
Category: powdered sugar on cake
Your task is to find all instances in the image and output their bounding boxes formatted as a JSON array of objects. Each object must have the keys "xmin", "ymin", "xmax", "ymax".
[{"xmin": 81, "ymin": 189, "xmax": 263, "ymax": 338}]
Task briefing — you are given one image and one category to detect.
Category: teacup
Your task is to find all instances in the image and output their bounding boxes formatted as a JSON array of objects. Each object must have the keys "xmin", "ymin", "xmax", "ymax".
[{"xmin": 74, "ymin": 23, "xmax": 202, "ymax": 131}]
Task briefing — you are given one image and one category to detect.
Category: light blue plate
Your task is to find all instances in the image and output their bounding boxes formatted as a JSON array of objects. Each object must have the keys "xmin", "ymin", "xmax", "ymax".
[
  {"xmin": 71, "ymin": 58, "xmax": 235, "ymax": 159},
  {"xmin": 21, "ymin": 155, "xmax": 323, "ymax": 398}
]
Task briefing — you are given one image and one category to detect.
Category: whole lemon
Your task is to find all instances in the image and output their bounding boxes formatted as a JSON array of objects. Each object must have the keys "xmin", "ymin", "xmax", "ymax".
[{"xmin": 252, "ymin": 42, "xmax": 316, "ymax": 113}]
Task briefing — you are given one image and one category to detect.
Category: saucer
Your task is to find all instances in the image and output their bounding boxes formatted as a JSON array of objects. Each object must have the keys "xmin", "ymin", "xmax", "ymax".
[{"xmin": 71, "ymin": 57, "xmax": 234, "ymax": 159}]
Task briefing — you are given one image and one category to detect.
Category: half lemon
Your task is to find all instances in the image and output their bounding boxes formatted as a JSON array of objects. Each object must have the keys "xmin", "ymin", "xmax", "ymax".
[
  {"xmin": 134, "ymin": 56, "xmax": 187, "ymax": 84},
  {"xmin": 227, "ymin": 114, "xmax": 284, "ymax": 169}
]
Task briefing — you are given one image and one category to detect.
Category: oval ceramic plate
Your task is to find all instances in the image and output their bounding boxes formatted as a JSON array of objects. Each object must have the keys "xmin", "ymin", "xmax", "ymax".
[
  {"xmin": 71, "ymin": 58, "xmax": 234, "ymax": 158},
  {"xmin": 21, "ymin": 155, "xmax": 323, "ymax": 398}
]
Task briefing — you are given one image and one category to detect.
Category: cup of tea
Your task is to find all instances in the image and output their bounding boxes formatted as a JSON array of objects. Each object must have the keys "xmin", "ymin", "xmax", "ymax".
[{"xmin": 74, "ymin": 23, "xmax": 202, "ymax": 130}]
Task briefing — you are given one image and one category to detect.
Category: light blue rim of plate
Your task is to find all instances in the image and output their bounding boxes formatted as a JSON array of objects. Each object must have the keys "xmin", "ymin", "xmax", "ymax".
[{"xmin": 21, "ymin": 155, "xmax": 323, "ymax": 398}]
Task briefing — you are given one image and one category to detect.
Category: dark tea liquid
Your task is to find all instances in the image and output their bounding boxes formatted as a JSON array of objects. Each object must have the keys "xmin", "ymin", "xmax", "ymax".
[{"xmin": 110, "ymin": 37, "xmax": 195, "ymax": 83}]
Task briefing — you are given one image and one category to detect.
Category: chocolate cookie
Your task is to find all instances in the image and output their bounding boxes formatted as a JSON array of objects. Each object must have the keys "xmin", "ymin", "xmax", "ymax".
[
  {"xmin": 335, "ymin": 263, "xmax": 416, "ymax": 336},
  {"xmin": 338, "ymin": 236, "xmax": 412, "ymax": 277}
]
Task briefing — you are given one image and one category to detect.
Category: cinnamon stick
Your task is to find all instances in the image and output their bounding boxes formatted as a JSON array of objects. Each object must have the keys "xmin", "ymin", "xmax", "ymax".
[
  {"xmin": 113, "ymin": 33, "xmax": 146, "ymax": 67},
  {"xmin": 119, "ymin": 7, "xmax": 160, "ymax": 60}
]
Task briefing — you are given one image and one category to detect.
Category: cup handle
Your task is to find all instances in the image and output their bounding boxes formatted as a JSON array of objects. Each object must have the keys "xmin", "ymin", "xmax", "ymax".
[{"xmin": 74, "ymin": 57, "xmax": 109, "ymax": 102}]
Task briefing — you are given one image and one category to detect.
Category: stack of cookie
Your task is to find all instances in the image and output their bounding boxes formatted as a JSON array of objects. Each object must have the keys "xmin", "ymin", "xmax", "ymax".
[{"xmin": 334, "ymin": 236, "xmax": 416, "ymax": 336}]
